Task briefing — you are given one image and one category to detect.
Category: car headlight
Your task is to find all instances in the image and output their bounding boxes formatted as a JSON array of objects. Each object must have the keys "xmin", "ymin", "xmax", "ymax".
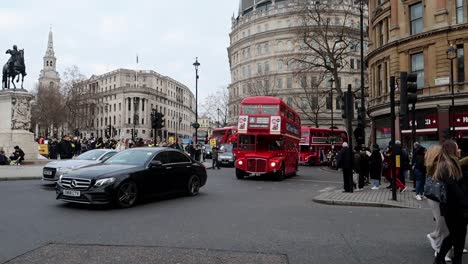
[
  {"xmin": 271, "ymin": 162, "xmax": 277, "ymax": 167},
  {"xmin": 238, "ymin": 160, "xmax": 243, "ymax": 165},
  {"xmin": 94, "ymin": 177, "xmax": 116, "ymax": 187}
]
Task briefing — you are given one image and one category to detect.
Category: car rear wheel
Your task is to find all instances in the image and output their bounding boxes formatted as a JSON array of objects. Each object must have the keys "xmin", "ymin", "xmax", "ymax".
[
  {"xmin": 115, "ymin": 181, "xmax": 138, "ymax": 208},
  {"xmin": 187, "ymin": 175, "xmax": 201, "ymax": 196},
  {"xmin": 235, "ymin": 168, "xmax": 245, "ymax": 180}
]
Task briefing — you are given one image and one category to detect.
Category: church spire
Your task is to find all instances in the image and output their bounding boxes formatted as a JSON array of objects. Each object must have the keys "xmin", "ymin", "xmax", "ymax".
[{"xmin": 45, "ymin": 27, "xmax": 55, "ymax": 57}]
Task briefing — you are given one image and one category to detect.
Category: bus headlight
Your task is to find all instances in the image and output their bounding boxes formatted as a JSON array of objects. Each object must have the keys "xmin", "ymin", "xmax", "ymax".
[
  {"xmin": 271, "ymin": 162, "xmax": 277, "ymax": 167},
  {"xmin": 238, "ymin": 160, "xmax": 243, "ymax": 166}
]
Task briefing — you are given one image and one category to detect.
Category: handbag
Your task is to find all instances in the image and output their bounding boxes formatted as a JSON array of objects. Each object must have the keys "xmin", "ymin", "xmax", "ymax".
[{"xmin": 424, "ymin": 177, "xmax": 447, "ymax": 203}]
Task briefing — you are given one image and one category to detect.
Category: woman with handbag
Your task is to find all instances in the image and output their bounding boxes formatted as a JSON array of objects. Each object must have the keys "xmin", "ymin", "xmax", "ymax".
[
  {"xmin": 425, "ymin": 145, "xmax": 450, "ymax": 257},
  {"xmin": 434, "ymin": 140, "xmax": 465, "ymax": 264}
]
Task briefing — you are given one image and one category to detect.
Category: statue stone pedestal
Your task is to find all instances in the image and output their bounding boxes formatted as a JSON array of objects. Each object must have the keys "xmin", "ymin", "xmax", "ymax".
[{"xmin": 0, "ymin": 90, "xmax": 38, "ymax": 161}]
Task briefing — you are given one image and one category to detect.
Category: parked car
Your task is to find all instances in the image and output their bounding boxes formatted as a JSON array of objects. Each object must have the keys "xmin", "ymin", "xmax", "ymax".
[
  {"xmin": 56, "ymin": 147, "xmax": 207, "ymax": 208},
  {"xmin": 43, "ymin": 149, "xmax": 118, "ymax": 182},
  {"xmin": 217, "ymin": 144, "xmax": 235, "ymax": 167},
  {"xmin": 203, "ymin": 145, "xmax": 213, "ymax": 159}
]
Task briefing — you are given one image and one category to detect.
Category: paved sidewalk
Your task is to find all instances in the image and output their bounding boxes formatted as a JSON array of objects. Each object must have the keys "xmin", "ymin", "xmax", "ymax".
[
  {"xmin": 0, "ymin": 165, "xmax": 44, "ymax": 181},
  {"xmin": 313, "ymin": 186, "xmax": 430, "ymax": 209}
]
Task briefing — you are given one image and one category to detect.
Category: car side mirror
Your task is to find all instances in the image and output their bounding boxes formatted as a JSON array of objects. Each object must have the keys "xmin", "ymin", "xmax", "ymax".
[{"xmin": 150, "ymin": 160, "xmax": 163, "ymax": 168}]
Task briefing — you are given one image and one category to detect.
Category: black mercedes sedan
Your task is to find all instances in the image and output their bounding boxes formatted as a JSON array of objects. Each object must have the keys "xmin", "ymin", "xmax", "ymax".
[{"xmin": 56, "ymin": 147, "xmax": 207, "ymax": 208}]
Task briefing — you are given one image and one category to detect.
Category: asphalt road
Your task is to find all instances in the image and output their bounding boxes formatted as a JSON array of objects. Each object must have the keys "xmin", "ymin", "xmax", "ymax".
[{"xmin": 0, "ymin": 165, "xmax": 446, "ymax": 264}]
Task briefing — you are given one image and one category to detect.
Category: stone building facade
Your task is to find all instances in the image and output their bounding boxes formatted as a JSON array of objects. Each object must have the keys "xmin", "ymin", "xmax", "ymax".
[
  {"xmin": 367, "ymin": 0, "xmax": 468, "ymax": 152},
  {"xmin": 227, "ymin": 0, "xmax": 368, "ymax": 129},
  {"xmin": 73, "ymin": 69, "xmax": 196, "ymax": 141}
]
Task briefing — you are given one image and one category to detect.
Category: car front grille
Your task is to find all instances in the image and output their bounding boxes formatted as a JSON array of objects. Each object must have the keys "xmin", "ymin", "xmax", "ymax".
[
  {"xmin": 60, "ymin": 177, "xmax": 92, "ymax": 190},
  {"xmin": 43, "ymin": 167, "xmax": 57, "ymax": 179},
  {"xmin": 246, "ymin": 158, "xmax": 267, "ymax": 173}
]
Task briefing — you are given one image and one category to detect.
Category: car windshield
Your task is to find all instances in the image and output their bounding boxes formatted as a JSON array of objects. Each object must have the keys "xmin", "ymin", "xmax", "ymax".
[
  {"xmin": 75, "ymin": 150, "xmax": 107, "ymax": 160},
  {"xmin": 219, "ymin": 144, "xmax": 233, "ymax": 152},
  {"xmin": 104, "ymin": 150, "xmax": 153, "ymax": 165}
]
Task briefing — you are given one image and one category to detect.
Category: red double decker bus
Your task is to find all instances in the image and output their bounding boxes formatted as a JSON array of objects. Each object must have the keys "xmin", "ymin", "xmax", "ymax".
[
  {"xmin": 209, "ymin": 126, "xmax": 237, "ymax": 144},
  {"xmin": 235, "ymin": 96, "xmax": 301, "ymax": 181},
  {"xmin": 299, "ymin": 127, "xmax": 348, "ymax": 166}
]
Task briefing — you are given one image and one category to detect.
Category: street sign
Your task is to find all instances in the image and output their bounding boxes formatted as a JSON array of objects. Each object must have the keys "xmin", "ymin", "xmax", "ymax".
[
  {"xmin": 209, "ymin": 139, "xmax": 217, "ymax": 147},
  {"xmin": 192, "ymin": 123, "xmax": 200, "ymax": 129}
]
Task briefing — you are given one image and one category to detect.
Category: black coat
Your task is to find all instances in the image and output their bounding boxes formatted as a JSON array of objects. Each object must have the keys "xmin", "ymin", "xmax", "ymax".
[
  {"xmin": 369, "ymin": 150, "xmax": 383, "ymax": 180},
  {"xmin": 59, "ymin": 140, "xmax": 74, "ymax": 159},
  {"xmin": 337, "ymin": 147, "xmax": 353, "ymax": 169}
]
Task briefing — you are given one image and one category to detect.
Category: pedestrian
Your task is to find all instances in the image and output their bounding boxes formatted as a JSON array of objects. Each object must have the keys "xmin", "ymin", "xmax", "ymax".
[
  {"xmin": 384, "ymin": 143, "xmax": 407, "ymax": 192},
  {"xmin": 96, "ymin": 137, "xmax": 104, "ymax": 149},
  {"xmin": 9, "ymin": 146, "xmax": 25, "ymax": 165},
  {"xmin": 195, "ymin": 144, "xmax": 202, "ymax": 162},
  {"xmin": 58, "ymin": 135, "xmax": 74, "ymax": 160},
  {"xmin": 412, "ymin": 142, "xmax": 427, "ymax": 201},
  {"xmin": 0, "ymin": 150, "xmax": 9, "ymax": 165},
  {"xmin": 337, "ymin": 142, "xmax": 353, "ymax": 192},
  {"xmin": 395, "ymin": 140, "xmax": 410, "ymax": 185},
  {"xmin": 425, "ymin": 144, "xmax": 451, "ymax": 261},
  {"xmin": 353, "ymin": 146, "xmax": 363, "ymax": 191},
  {"xmin": 434, "ymin": 140, "xmax": 465, "ymax": 264},
  {"xmin": 211, "ymin": 146, "xmax": 220, "ymax": 169},
  {"xmin": 360, "ymin": 147, "xmax": 371, "ymax": 187},
  {"xmin": 369, "ymin": 144, "xmax": 383, "ymax": 190}
]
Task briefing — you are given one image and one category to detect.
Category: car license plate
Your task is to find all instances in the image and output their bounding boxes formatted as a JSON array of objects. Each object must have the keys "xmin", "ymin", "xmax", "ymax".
[
  {"xmin": 43, "ymin": 170, "xmax": 53, "ymax": 176},
  {"xmin": 63, "ymin": 190, "xmax": 80, "ymax": 197}
]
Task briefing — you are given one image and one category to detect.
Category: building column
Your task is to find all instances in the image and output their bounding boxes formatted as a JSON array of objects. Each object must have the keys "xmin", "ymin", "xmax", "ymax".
[
  {"xmin": 390, "ymin": 0, "xmax": 399, "ymax": 30},
  {"xmin": 438, "ymin": 106, "xmax": 450, "ymax": 142}
]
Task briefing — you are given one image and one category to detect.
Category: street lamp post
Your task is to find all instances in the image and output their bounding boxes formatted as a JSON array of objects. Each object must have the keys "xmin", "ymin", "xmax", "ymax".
[
  {"xmin": 133, "ymin": 97, "xmax": 137, "ymax": 142},
  {"xmin": 193, "ymin": 58, "xmax": 200, "ymax": 145},
  {"xmin": 447, "ymin": 44, "xmax": 457, "ymax": 139},
  {"xmin": 355, "ymin": 0, "xmax": 368, "ymax": 142},
  {"xmin": 329, "ymin": 78, "xmax": 334, "ymax": 147}
]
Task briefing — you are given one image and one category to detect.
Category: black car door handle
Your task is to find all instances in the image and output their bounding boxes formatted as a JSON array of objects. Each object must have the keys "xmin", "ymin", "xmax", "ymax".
[
  {"xmin": 166, "ymin": 167, "xmax": 172, "ymax": 170},
  {"xmin": 186, "ymin": 166, "xmax": 191, "ymax": 168}
]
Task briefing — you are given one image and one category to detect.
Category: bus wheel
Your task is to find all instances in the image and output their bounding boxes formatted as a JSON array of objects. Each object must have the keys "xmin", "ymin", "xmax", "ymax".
[
  {"xmin": 274, "ymin": 164, "xmax": 285, "ymax": 181},
  {"xmin": 308, "ymin": 159, "xmax": 314, "ymax": 166},
  {"xmin": 235, "ymin": 168, "xmax": 245, "ymax": 180}
]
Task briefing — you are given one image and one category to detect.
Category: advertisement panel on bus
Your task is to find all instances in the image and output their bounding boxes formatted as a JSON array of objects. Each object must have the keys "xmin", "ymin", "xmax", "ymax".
[{"xmin": 235, "ymin": 96, "xmax": 301, "ymax": 181}]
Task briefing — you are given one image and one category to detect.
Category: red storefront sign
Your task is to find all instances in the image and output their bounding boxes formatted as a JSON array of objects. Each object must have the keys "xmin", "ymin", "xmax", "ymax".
[
  {"xmin": 453, "ymin": 113, "xmax": 468, "ymax": 127},
  {"xmin": 408, "ymin": 115, "xmax": 438, "ymax": 129}
]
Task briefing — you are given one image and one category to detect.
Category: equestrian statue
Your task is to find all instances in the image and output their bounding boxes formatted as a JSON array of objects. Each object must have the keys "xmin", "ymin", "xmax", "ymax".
[{"xmin": 2, "ymin": 45, "xmax": 27, "ymax": 90}]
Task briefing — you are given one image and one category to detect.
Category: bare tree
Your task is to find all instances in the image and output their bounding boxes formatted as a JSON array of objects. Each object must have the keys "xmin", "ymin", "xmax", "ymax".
[
  {"xmin": 291, "ymin": 1, "xmax": 361, "ymax": 97},
  {"xmin": 291, "ymin": 71, "xmax": 330, "ymax": 127},
  {"xmin": 201, "ymin": 87, "xmax": 229, "ymax": 127},
  {"xmin": 31, "ymin": 83, "xmax": 66, "ymax": 137},
  {"xmin": 60, "ymin": 65, "xmax": 88, "ymax": 134},
  {"xmin": 244, "ymin": 72, "xmax": 282, "ymax": 97}
]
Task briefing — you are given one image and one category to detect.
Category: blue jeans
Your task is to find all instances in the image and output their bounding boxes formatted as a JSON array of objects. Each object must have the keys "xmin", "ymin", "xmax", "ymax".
[{"xmin": 414, "ymin": 168, "xmax": 425, "ymax": 195}]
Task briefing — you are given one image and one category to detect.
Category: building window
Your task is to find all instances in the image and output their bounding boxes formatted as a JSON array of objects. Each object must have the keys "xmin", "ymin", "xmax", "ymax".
[
  {"xmin": 377, "ymin": 64, "xmax": 382, "ymax": 96},
  {"xmin": 350, "ymin": 59, "xmax": 355, "ymax": 69},
  {"xmin": 457, "ymin": 44, "xmax": 465, "ymax": 83},
  {"xmin": 411, "ymin": 52, "xmax": 424, "ymax": 88},
  {"xmin": 311, "ymin": 96, "xmax": 318, "ymax": 109},
  {"xmin": 287, "ymin": 77, "xmax": 293, "ymax": 88},
  {"xmin": 326, "ymin": 96, "xmax": 332, "ymax": 110},
  {"xmin": 257, "ymin": 45, "xmax": 262, "ymax": 55},
  {"xmin": 335, "ymin": 97, "xmax": 340, "ymax": 110},
  {"xmin": 278, "ymin": 61, "xmax": 283, "ymax": 71},
  {"xmin": 277, "ymin": 78, "xmax": 283, "ymax": 89},
  {"xmin": 257, "ymin": 63, "xmax": 262, "ymax": 74},
  {"xmin": 265, "ymin": 61, "xmax": 270, "ymax": 72},
  {"xmin": 128, "ymin": 118, "xmax": 131, "ymax": 124},
  {"xmin": 457, "ymin": 0, "xmax": 464, "ymax": 23},
  {"xmin": 301, "ymin": 77, "xmax": 307, "ymax": 88},
  {"xmin": 379, "ymin": 21, "xmax": 384, "ymax": 46},
  {"xmin": 410, "ymin": 2, "xmax": 423, "ymax": 35}
]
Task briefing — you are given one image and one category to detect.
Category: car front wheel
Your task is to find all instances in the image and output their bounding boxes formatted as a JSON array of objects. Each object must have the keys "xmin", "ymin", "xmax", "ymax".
[
  {"xmin": 115, "ymin": 180, "xmax": 138, "ymax": 208},
  {"xmin": 187, "ymin": 175, "xmax": 201, "ymax": 196}
]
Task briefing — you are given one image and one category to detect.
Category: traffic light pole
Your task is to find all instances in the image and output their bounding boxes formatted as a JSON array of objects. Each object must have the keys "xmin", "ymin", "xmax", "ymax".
[
  {"xmin": 390, "ymin": 76, "xmax": 397, "ymax": 201},
  {"xmin": 346, "ymin": 85, "xmax": 354, "ymax": 193}
]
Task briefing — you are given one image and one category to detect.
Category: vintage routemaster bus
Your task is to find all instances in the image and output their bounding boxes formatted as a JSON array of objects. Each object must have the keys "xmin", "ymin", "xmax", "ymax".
[
  {"xmin": 235, "ymin": 96, "xmax": 301, "ymax": 181},
  {"xmin": 209, "ymin": 126, "xmax": 237, "ymax": 144},
  {"xmin": 299, "ymin": 126, "xmax": 348, "ymax": 166}
]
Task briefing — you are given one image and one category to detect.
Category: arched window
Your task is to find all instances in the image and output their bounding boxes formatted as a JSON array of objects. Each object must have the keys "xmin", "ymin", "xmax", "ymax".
[
  {"xmin": 46, "ymin": 61, "xmax": 49, "ymax": 66},
  {"xmin": 50, "ymin": 61, "xmax": 53, "ymax": 67}
]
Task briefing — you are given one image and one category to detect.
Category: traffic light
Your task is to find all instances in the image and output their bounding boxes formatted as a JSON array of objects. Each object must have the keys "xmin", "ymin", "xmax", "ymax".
[
  {"xmin": 107, "ymin": 125, "xmax": 112, "ymax": 137},
  {"xmin": 159, "ymin": 113, "xmax": 165, "ymax": 129},
  {"xmin": 152, "ymin": 112, "xmax": 159, "ymax": 129},
  {"xmin": 400, "ymin": 72, "xmax": 418, "ymax": 116},
  {"xmin": 340, "ymin": 90, "xmax": 354, "ymax": 120}
]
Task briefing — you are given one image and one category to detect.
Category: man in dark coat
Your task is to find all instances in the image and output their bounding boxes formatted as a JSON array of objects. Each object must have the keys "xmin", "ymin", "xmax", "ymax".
[
  {"xmin": 369, "ymin": 144, "xmax": 383, "ymax": 190},
  {"xmin": 337, "ymin": 142, "xmax": 353, "ymax": 192},
  {"xmin": 58, "ymin": 135, "xmax": 74, "ymax": 160}
]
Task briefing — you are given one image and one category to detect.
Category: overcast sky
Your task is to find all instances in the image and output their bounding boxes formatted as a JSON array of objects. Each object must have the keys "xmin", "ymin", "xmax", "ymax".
[{"xmin": 0, "ymin": 0, "xmax": 239, "ymax": 102}]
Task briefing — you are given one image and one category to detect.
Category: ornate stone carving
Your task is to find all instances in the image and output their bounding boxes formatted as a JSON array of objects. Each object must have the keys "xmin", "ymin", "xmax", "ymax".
[{"xmin": 11, "ymin": 95, "xmax": 32, "ymax": 130}]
